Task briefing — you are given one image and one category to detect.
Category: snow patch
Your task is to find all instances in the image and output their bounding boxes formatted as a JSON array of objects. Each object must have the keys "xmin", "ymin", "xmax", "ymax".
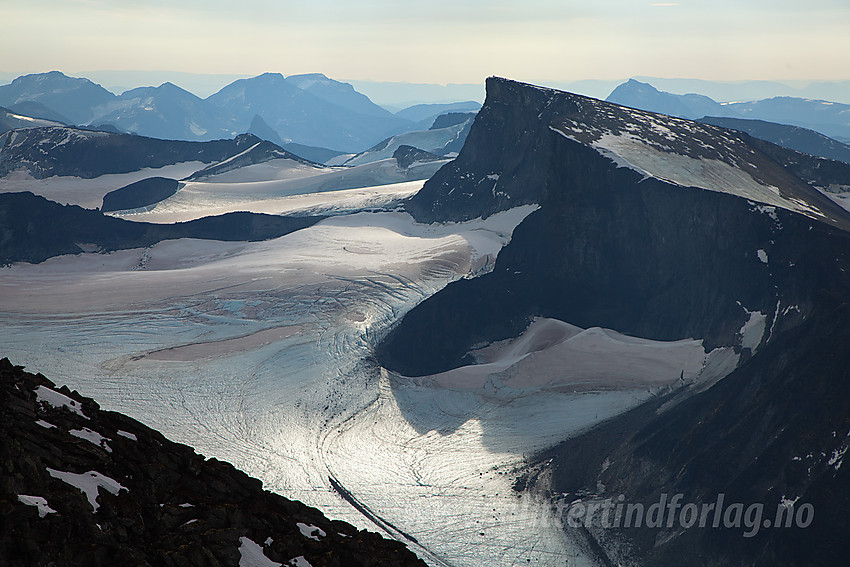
[
  {"xmin": 238, "ymin": 536, "xmax": 282, "ymax": 567},
  {"xmin": 46, "ymin": 468, "xmax": 128, "ymax": 512},
  {"xmin": 35, "ymin": 385, "xmax": 88, "ymax": 419},
  {"xmin": 425, "ymin": 317, "xmax": 710, "ymax": 392},
  {"xmin": 738, "ymin": 305, "xmax": 767, "ymax": 352},
  {"xmin": 18, "ymin": 495, "xmax": 57, "ymax": 518},
  {"xmin": 780, "ymin": 495, "xmax": 800, "ymax": 509},
  {"xmin": 116, "ymin": 430, "xmax": 137, "ymax": 441},
  {"xmin": 70, "ymin": 427, "xmax": 113, "ymax": 452},
  {"xmin": 35, "ymin": 419, "xmax": 56, "ymax": 429},
  {"xmin": 296, "ymin": 522, "xmax": 326, "ymax": 541},
  {"xmin": 828, "ymin": 446, "xmax": 847, "ymax": 470}
]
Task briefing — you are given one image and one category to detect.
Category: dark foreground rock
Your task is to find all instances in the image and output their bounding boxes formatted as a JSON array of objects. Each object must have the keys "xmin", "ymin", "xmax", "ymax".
[{"xmin": 0, "ymin": 357, "xmax": 426, "ymax": 567}]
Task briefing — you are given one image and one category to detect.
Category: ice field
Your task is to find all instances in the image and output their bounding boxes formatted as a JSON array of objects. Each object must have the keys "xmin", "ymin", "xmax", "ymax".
[{"xmin": 0, "ymin": 170, "xmax": 741, "ymax": 565}]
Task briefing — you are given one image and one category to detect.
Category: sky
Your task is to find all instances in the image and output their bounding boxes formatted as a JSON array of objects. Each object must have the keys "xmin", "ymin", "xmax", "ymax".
[{"xmin": 3, "ymin": 0, "xmax": 849, "ymax": 89}]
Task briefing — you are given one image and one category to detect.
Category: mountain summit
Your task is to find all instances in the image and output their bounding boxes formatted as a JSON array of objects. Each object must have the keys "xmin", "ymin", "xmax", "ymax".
[{"xmin": 377, "ymin": 77, "xmax": 850, "ymax": 565}]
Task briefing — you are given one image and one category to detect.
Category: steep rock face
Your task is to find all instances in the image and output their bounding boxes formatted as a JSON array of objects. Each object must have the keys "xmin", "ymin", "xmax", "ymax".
[
  {"xmin": 379, "ymin": 78, "xmax": 850, "ymax": 376},
  {"xmin": 405, "ymin": 78, "xmax": 565, "ymax": 223},
  {"xmin": 0, "ymin": 128, "xmax": 261, "ymax": 179},
  {"xmin": 0, "ymin": 358, "xmax": 426, "ymax": 567}
]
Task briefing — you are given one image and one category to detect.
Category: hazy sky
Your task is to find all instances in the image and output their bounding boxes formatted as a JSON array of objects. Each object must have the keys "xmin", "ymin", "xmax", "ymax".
[{"xmin": 3, "ymin": 0, "xmax": 849, "ymax": 86}]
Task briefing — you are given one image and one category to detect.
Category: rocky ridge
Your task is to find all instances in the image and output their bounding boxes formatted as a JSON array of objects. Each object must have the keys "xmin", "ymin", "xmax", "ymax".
[{"xmin": 0, "ymin": 357, "xmax": 425, "ymax": 567}]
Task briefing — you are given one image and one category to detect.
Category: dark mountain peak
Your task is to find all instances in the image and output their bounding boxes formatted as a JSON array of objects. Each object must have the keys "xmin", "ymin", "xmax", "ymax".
[
  {"xmin": 429, "ymin": 112, "xmax": 476, "ymax": 130},
  {"xmin": 247, "ymin": 114, "xmax": 285, "ymax": 145},
  {"xmin": 187, "ymin": 136, "xmax": 320, "ymax": 180},
  {"xmin": 407, "ymin": 77, "xmax": 850, "ymax": 231},
  {"xmin": 392, "ymin": 144, "xmax": 444, "ymax": 168},
  {"xmin": 233, "ymin": 132, "xmax": 262, "ymax": 146},
  {"xmin": 383, "ymin": 77, "xmax": 850, "ymax": 376}
]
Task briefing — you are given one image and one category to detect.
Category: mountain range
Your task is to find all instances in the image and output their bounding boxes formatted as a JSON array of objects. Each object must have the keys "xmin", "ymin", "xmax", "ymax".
[
  {"xmin": 608, "ymin": 78, "xmax": 850, "ymax": 144},
  {"xmin": 0, "ymin": 71, "xmax": 481, "ymax": 154}
]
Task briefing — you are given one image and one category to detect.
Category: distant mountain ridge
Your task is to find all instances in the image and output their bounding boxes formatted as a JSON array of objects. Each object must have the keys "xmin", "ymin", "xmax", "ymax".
[
  {"xmin": 607, "ymin": 79, "xmax": 850, "ymax": 144},
  {"xmin": 0, "ymin": 71, "xmax": 480, "ymax": 155},
  {"xmin": 698, "ymin": 116, "xmax": 850, "ymax": 166}
]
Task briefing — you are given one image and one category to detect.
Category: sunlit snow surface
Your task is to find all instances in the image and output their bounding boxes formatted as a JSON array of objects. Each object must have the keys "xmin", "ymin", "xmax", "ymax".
[
  {"xmin": 1, "ymin": 179, "xmax": 734, "ymax": 566},
  {"xmin": 0, "ymin": 162, "xmax": 207, "ymax": 208},
  {"xmin": 104, "ymin": 156, "xmax": 449, "ymax": 223}
]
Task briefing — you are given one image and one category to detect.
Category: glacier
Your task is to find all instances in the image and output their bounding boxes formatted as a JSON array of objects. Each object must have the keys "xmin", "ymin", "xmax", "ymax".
[{"xmin": 0, "ymin": 182, "xmax": 735, "ymax": 566}]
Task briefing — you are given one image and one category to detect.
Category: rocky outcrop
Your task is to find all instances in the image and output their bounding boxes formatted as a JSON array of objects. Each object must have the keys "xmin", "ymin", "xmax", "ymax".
[
  {"xmin": 392, "ymin": 145, "xmax": 444, "ymax": 169},
  {"xmin": 101, "ymin": 177, "xmax": 181, "ymax": 212},
  {"xmin": 429, "ymin": 112, "xmax": 476, "ymax": 131},
  {"xmin": 0, "ymin": 191, "xmax": 323, "ymax": 265},
  {"xmin": 0, "ymin": 357, "xmax": 426, "ymax": 567}
]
